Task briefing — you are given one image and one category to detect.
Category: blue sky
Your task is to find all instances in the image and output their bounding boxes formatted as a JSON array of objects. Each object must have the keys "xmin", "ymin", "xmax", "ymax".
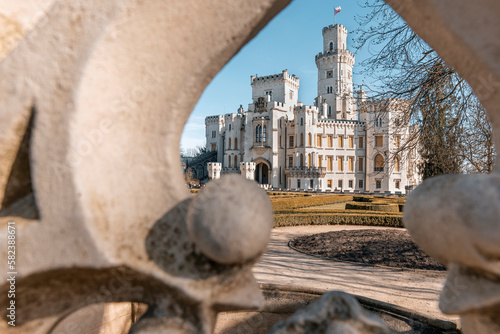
[{"xmin": 180, "ymin": 0, "xmax": 378, "ymax": 151}]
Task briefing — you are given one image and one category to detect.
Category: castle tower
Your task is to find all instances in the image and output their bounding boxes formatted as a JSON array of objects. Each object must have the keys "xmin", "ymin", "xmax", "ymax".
[{"xmin": 315, "ymin": 24, "xmax": 356, "ymax": 120}]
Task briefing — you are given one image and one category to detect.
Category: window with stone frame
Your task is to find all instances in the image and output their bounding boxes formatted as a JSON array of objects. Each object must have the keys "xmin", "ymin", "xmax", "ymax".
[
  {"xmin": 375, "ymin": 135, "xmax": 383, "ymax": 147},
  {"xmin": 288, "ymin": 156, "xmax": 293, "ymax": 168},
  {"xmin": 326, "ymin": 70, "xmax": 333, "ymax": 78},
  {"xmin": 289, "ymin": 135, "xmax": 294, "ymax": 148},
  {"xmin": 317, "ymin": 134, "xmax": 322, "ymax": 147},
  {"xmin": 327, "ymin": 156, "xmax": 333, "ymax": 171},
  {"xmin": 358, "ymin": 157, "xmax": 364, "ymax": 172},
  {"xmin": 338, "ymin": 156, "xmax": 344, "ymax": 171},
  {"xmin": 358, "ymin": 136, "xmax": 364, "ymax": 148},
  {"xmin": 348, "ymin": 136, "xmax": 354, "ymax": 148},
  {"xmin": 376, "ymin": 179, "xmax": 382, "ymax": 189},
  {"xmin": 338, "ymin": 135, "xmax": 344, "ymax": 148},
  {"xmin": 348, "ymin": 157, "xmax": 354, "ymax": 171},
  {"xmin": 328, "ymin": 135, "xmax": 333, "ymax": 147},
  {"xmin": 374, "ymin": 154, "xmax": 384, "ymax": 172}
]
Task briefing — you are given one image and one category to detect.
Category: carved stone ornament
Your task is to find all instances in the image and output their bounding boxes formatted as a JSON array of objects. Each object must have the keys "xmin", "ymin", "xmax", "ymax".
[
  {"xmin": 268, "ymin": 291, "xmax": 392, "ymax": 334},
  {"xmin": 255, "ymin": 97, "xmax": 268, "ymax": 113},
  {"xmin": 0, "ymin": 1, "xmax": 289, "ymax": 333}
]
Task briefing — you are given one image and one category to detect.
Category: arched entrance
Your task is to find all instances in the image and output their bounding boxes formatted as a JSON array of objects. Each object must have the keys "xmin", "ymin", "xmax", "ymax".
[{"xmin": 254, "ymin": 162, "xmax": 270, "ymax": 185}]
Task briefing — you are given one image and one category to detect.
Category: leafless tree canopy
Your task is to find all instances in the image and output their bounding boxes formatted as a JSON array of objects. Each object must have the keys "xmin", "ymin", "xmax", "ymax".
[{"xmin": 354, "ymin": 0, "xmax": 496, "ymax": 177}]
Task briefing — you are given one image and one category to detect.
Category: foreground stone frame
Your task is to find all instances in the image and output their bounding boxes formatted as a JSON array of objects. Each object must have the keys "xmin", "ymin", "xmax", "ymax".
[{"xmin": 0, "ymin": 0, "xmax": 498, "ymax": 333}]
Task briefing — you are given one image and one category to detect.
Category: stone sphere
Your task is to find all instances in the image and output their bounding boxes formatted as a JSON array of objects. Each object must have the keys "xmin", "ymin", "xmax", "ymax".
[{"xmin": 186, "ymin": 174, "xmax": 273, "ymax": 265}]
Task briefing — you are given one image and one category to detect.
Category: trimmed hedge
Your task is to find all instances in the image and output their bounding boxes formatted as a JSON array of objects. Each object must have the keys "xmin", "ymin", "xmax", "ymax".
[
  {"xmin": 272, "ymin": 195, "xmax": 353, "ymax": 212},
  {"xmin": 274, "ymin": 213, "xmax": 403, "ymax": 228},
  {"xmin": 345, "ymin": 202, "xmax": 401, "ymax": 213}
]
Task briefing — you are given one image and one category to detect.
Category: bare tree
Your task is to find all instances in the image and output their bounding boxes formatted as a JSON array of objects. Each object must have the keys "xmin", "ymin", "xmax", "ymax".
[{"xmin": 354, "ymin": 0, "xmax": 494, "ymax": 176}]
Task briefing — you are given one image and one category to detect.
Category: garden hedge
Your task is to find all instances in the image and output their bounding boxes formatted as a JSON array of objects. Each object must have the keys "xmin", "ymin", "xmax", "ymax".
[
  {"xmin": 274, "ymin": 213, "xmax": 403, "ymax": 228},
  {"xmin": 345, "ymin": 202, "xmax": 401, "ymax": 213},
  {"xmin": 272, "ymin": 195, "xmax": 353, "ymax": 212}
]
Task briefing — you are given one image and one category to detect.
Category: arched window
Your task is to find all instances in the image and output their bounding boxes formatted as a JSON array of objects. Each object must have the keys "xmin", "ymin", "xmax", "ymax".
[
  {"xmin": 234, "ymin": 138, "xmax": 238, "ymax": 149},
  {"xmin": 328, "ymin": 106, "xmax": 332, "ymax": 115},
  {"xmin": 329, "ymin": 42, "xmax": 333, "ymax": 51},
  {"xmin": 229, "ymin": 124, "xmax": 232, "ymax": 131},
  {"xmin": 394, "ymin": 156, "xmax": 400, "ymax": 172},
  {"xmin": 308, "ymin": 133, "xmax": 312, "ymax": 146},
  {"xmin": 374, "ymin": 154, "xmax": 384, "ymax": 172},
  {"xmin": 300, "ymin": 118, "xmax": 304, "ymax": 126},
  {"xmin": 300, "ymin": 154, "xmax": 304, "ymax": 168},
  {"xmin": 234, "ymin": 155, "xmax": 238, "ymax": 168},
  {"xmin": 307, "ymin": 154, "xmax": 311, "ymax": 168},
  {"xmin": 228, "ymin": 138, "xmax": 232, "ymax": 149},
  {"xmin": 256, "ymin": 125, "xmax": 261, "ymax": 142},
  {"xmin": 263, "ymin": 125, "xmax": 267, "ymax": 143},
  {"xmin": 228, "ymin": 156, "xmax": 232, "ymax": 168},
  {"xmin": 300, "ymin": 133, "xmax": 304, "ymax": 147}
]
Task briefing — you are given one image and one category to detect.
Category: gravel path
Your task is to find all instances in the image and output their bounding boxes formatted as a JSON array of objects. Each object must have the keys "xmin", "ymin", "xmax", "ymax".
[{"xmin": 252, "ymin": 225, "xmax": 459, "ymax": 323}]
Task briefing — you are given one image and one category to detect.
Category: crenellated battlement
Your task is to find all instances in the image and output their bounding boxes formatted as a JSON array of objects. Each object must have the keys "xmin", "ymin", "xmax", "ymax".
[
  {"xmin": 251, "ymin": 69, "xmax": 300, "ymax": 86},
  {"xmin": 315, "ymin": 49, "xmax": 354, "ymax": 62},
  {"xmin": 322, "ymin": 23, "xmax": 348, "ymax": 35}
]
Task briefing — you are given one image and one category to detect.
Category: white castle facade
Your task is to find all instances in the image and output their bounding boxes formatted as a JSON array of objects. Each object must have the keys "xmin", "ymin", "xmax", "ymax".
[{"xmin": 205, "ymin": 23, "xmax": 421, "ymax": 194}]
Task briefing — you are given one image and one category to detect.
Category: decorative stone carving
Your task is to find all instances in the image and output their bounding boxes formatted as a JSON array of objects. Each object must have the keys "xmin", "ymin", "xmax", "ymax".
[
  {"xmin": 268, "ymin": 291, "xmax": 392, "ymax": 334},
  {"xmin": 386, "ymin": 1, "xmax": 500, "ymax": 332},
  {"xmin": 0, "ymin": 0, "xmax": 290, "ymax": 333}
]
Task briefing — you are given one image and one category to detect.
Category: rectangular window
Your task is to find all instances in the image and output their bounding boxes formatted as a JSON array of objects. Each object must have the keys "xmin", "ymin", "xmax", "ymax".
[
  {"xmin": 288, "ymin": 156, "xmax": 293, "ymax": 168},
  {"xmin": 327, "ymin": 180, "xmax": 332, "ymax": 188},
  {"xmin": 376, "ymin": 180, "xmax": 382, "ymax": 189},
  {"xmin": 327, "ymin": 156, "xmax": 333, "ymax": 171},
  {"xmin": 375, "ymin": 135, "xmax": 383, "ymax": 147},
  {"xmin": 318, "ymin": 155, "xmax": 323, "ymax": 167},
  {"xmin": 328, "ymin": 135, "xmax": 333, "ymax": 147},
  {"xmin": 395, "ymin": 180, "xmax": 401, "ymax": 189},
  {"xmin": 359, "ymin": 180, "xmax": 364, "ymax": 189},
  {"xmin": 211, "ymin": 143, "xmax": 216, "ymax": 152},
  {"xmin": 338, "ymin": 156, "xmax": 344, "ymax": 172},
  {"xmin": 289, "ymin": 136, "xmax": 294, "ymax": 148},
  {"xmin": 310, "ymin": 179, "xmax": 314, "ymax": 189},
  {"xmin": 338, "ymin": 180, "xmax": 343, "ymax": 188},
  {"xmin": 349, "ymin": 180, "xmax": 353, "ymax": 188},
  {"xmin": 338, "ymin": 135, "xmax": 344, "ymax": 148},
  {"xmin": 326, "ymin": 70, "xmax": 333, "ymax": 78},
  {"xmin": 348, "ymin": 157, "xmax": 354, "ymax": 171},
  {"xmin": 297, "ymin": 179, "xmax": 301, "ymax": 189},
  {"xmin": 358, "ymin": 157, "xmax": 364, "ymax": 172},
  {"xmin": 394, "ymin": 135, "xmax": 400, "ymax": 148},
  {"xmin": 359, "ymin": 136, "xmax": 364, "ymax": 148},
  {"xmin": 212, "ymin": 130, "xmax": 216, "ymax": 138},
  {"xmin": 279, "ymin": 135, "xmax": 282, "ymax": 147},
  {"xmin": 348, "ymin": 136, "xmax": 354, "ymax": 148},
  {"xmin": 317, "ymin": 134, "xmax": 322, "ymax": 147}
]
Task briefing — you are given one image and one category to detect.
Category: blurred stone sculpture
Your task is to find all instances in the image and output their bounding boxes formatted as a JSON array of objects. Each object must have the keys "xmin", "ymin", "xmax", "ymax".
[
  {"xmin": 387, "ymin": 1, "xmax": 500, "ymax": 333},
  {"xmin": 0, "ymin": 0, "xmax": 289, "ymax": 333},
  {"xmin": 268, "ymin": 291, "xmax": 392, "ymax": 334}
]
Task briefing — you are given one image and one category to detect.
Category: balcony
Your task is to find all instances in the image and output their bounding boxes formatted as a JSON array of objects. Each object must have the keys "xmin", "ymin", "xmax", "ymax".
[{"xmin": 285, "ymin": 167, "xmax": 327, "ymax": 178}]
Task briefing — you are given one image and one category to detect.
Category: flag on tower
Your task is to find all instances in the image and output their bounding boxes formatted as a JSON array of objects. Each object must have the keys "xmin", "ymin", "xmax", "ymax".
[{"xmin": 334, "ymin": 6, "xmax": 342, "ymax": 15}]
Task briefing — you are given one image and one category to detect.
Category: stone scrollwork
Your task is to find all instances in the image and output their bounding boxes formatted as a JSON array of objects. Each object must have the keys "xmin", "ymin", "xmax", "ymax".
[{"xmin": 0, "ymin": 0, "xmax": 289, "ymax": 333}]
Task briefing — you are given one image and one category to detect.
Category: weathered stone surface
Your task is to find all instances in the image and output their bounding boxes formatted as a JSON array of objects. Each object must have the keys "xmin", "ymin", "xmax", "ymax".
[
  {"xmin": 187, "ymin": 175, "xmax": 273, "ymax": 265},
  {"xmin": 0, "ymin": 0, "xmax": 290, "ymax": 333},
  {"xmin": 268, "ymin": 291, "xmax": 392, "ymax": 334}
]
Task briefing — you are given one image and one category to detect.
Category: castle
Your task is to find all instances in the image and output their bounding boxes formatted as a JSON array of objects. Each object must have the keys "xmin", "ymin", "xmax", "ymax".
[{"xmin": 205, "ymin": 23, "xmax": 421, "ymax": 194}]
